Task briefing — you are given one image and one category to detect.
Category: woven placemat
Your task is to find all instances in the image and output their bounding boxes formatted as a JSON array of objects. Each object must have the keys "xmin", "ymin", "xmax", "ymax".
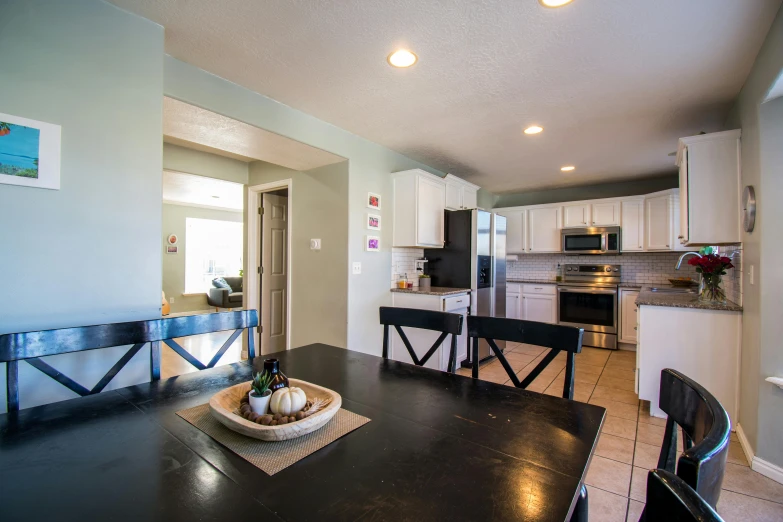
[{"xmin": 177, "ymin": 404, "xmax": 370, "ymax": 475}]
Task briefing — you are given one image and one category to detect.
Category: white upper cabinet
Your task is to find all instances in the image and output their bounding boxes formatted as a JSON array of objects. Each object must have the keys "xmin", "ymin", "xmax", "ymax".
[
  {"xmin": 591, "ymin": 201, "xmax": 621, "ymax": 226},
  {"xmin": 444, "ymin": 174, "xmax": 480, "ymax": 210},
  {"xmin": 392, "ymin": 169, "xmax": 446, "ymax": 248},
  {"xmin": 498, "ymin": 209, "xmax": 526, "ymax": 254},
  {"xmin": 676, "ymin": 130, "xmax": 741, "ymax": 245},
  {"xmin": 621, "ymin": 199, "xmax": 644, "ymax": 251},
  {"xmin": 563, "ymin": 204, "xmax": 590, "ymax": 228},
  {"xmin": 528, "ymin": 206, "xmax": 562, "ymax": 252},
  {"xmin": 645, "ymin": 194, "xmax": 672, "ymax": 250}
]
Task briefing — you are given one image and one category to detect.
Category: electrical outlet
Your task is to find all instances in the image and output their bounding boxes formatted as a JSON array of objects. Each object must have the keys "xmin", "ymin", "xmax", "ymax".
[
  {"xmin": 352, "ymin": 262, "xmax": 362, "ymax": 275},
  {"xmin": 169, "ymin": 297, "xmax": 175, "ymax": 303},
  {"xmin": 309, "ymin": 238, "xmax": 321, "ymax": 250}
]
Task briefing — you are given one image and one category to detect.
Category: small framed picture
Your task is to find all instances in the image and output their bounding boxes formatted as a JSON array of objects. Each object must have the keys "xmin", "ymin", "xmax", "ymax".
[
  {"xmin": 367, "ymin": 213, "xmax": 381, "ymax": 231},
  {"xmin": 166, "ymin": 245, "xmax": 178, "ymax": 254},
  {"xmin": 365, "ymin": 235, "xmax": 380, "ymax": 252},
  {"xmin": 0, "ymin": 112, "xmax": 62, "ymax": 190},
  {"xmin": 167, "ymin": 234, "xmax": 179, "ymax": 245},
  {"xmin": 367, "ymin": 192, "xmax": 381, "ymax": 210}
]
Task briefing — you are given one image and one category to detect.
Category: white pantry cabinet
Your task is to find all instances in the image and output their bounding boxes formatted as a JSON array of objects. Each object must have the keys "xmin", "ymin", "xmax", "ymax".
[
  {"xmin": 563, "ymin": 203, "xmax": 590, "ymax": 228},
  {"xmin": 619, "ymin": 289, "xmax": 639, "ymax": 344},
  {"xmin": 621, "ymin": 199, "xmax": 644, "ymax": 251},
  {"xmin": 392, "ymin": 169, "xmax": 446, "ymax": 248},
  {"xmin": 527, "ymin": 206, "xmax": 562, "ymax": 252},
  {"xmin": 676, "ymin": 130, "xmax": 741, "ymax": 246},
  {"xmin": 497, "ymin": 210, "xmax": 526, "ymax": 253},
  {"xmin": 444, "ymin": 174, "xmax": 479, "ymax": 211},
  {"xmin": 591, "ymin": 201, "xmax": 621, "ymax": 226}
]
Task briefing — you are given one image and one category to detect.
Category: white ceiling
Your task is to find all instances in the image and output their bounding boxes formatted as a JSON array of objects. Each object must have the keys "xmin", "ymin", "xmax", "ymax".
[
  {"xmin": 163, "ymin": 97, "xmax": 345, "ymax": 170},
  {"xmin": 163, "ymin": 170, "xmax": 244, "ymax": 211},
  {"xmin": 112, "ymin": 0, "xmax": 781, "ymax": 193}
]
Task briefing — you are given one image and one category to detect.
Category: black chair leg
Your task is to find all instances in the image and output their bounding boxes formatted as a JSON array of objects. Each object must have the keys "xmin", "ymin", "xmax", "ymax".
[
  {"xmin": 569, "ymin": 484, "xmax": 588, "ymax": 522},
  {"xmin": 447, "ymin": 334, "xmax": 457, "ymax": 373},
  {"xmin": 471, "ymin": 337, "xmax": 480, "ymax": 379}
]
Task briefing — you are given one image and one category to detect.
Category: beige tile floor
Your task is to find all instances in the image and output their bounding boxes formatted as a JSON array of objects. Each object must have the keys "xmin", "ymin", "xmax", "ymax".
[
  {"xmin": 161, "ymin": 331, "xmax": 244, "ymax": 379},
  {"xmin": 457, "ymin": 344, "xmax": 783, "ymax": 522}
]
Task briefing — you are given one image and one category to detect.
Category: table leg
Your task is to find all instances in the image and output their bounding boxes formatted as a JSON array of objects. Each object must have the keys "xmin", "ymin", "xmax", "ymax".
[{"xmin": 569, "ymin": 484, "xmax": 588, "ymax": 522}]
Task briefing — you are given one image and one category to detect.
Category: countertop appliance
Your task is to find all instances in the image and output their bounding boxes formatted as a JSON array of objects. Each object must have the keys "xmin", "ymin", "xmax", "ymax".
[
  {"xmin": 562, "ymin": 226, "xmax": 621, "ymax": 255},
  {"xmin": 424, "ymin": 209, "xmax": 506, "ymax": 365},
  {"xmin": 557, "ymin": 264, "xmax": 621, "ymax": 350}
]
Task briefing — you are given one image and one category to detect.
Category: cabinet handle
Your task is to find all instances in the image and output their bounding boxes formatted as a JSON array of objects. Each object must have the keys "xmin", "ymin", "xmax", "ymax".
[
  {"xmin": 666, "ymin": 244, "xmax": 670, "ymax": 247},
  {"xmin": 634, "ymin": 327, "xmax": 637, "ymax": 330},
  {"xmin": 633, "ymin": 309, "xmax": 637, "ymax": 312},
  {"xmin": 677, "ymin": 235, "xmax": 684, "ymax": 239}
]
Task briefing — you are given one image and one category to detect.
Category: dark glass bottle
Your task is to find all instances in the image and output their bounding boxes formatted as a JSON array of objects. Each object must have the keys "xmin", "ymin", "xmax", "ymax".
[{"xmin": 264, "ymin": 358, "xmax": 289, "ymax": 392}]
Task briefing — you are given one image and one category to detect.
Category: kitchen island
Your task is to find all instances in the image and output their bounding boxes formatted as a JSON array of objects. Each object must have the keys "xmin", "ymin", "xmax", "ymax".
[{"xmin": 636, "ymin": 287, "xmax": 742, "ymax": 422}]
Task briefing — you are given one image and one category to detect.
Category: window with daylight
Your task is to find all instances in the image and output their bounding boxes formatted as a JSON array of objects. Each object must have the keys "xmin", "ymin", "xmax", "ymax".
[{"xmin": 184, "ymin": 217, "xmax": 243, "ymax": 294}]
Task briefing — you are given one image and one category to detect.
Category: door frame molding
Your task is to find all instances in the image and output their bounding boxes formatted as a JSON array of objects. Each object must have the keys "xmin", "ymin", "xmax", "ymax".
[{"xmin": 247, "ymin": 179, "xmax": 293, "ymax": 353}]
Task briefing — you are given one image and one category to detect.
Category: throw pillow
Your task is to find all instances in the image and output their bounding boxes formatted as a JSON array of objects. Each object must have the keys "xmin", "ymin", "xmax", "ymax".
[{"xmin": 212, "ymin": 277, "xmax": 232, "ymax": 291}]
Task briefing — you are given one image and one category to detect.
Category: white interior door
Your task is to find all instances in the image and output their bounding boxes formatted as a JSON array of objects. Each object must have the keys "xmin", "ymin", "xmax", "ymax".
[{"xmin": 261, "ymin": 193, "xmax": 288, "ymax": 353}]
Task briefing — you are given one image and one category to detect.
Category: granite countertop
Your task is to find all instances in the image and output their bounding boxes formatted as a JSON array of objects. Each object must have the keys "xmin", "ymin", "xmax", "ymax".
[
  {"xmin": 507, "ymin": 279, "xmax": 559, "ymax": 284},
  {"xmin": 636, "ymin": 287, "xmax": 742, "ymax": 312},
  {"xmin": 619, "ymin": 283, "xmax": 643, "ymax": 289},
  {"xmin": 390, "ymin": 286, "xmax": 471, "ymax": 296}
]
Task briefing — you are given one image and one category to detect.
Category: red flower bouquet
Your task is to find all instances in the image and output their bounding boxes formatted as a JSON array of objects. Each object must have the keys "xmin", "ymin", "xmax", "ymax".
[{"xmin": 688, "ymin": 247, "xmax": 734, "ymax": 303}]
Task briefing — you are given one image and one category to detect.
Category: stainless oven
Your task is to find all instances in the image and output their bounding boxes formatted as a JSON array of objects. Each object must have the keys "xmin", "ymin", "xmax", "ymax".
[
  {"xmin": 557, "ymin": 264, "xmax": 621, "ymax": 350},
  {"xmin": 562, "ymin": 226, "xmax": 621, "ymax": 255}
]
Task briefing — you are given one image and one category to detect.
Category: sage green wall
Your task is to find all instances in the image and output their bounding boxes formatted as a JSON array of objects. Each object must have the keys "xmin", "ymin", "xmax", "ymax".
[
  {"xmin": 162, "ymin": 203, "xmax": 243, "ymax": 314},
  {"xmin": 247, "ymin": 161, "xmax": 349, "ymax": 350},
  {"xmin": 476, "ymin": 188, "xmax": 498, "ymax": 210},
  {"xmin": 164, "ymin": 56, "xmax": 446, "ymax": 355},
  {"xmin": 163, "ymin": 142, "xmax": 249, "ymax": 184},
  {"xmin": 493, "ymin": 175, "xmax": 678, "ymax": 208},
  {"xmin": 725, "ymin": 5, "xmax": 783, "ymax": 467},
  {"xmin": 0, "ymin": 0, "xmax": 163, "ymax": 411}
]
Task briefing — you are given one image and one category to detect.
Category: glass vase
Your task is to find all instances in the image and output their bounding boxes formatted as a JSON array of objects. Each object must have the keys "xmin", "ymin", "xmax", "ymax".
[{"xmin": 698, "ymin": 273, "xmax": 727, "ymax": 304}]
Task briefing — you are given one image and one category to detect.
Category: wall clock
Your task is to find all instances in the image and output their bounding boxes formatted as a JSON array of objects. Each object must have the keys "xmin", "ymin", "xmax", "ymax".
[{"xmin": 742, "ymin": 186, "xmax": 756, "ymax": 233}]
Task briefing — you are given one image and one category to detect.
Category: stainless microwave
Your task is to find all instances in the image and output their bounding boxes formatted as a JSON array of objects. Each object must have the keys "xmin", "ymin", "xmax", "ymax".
[{"xmin": 561, "ymin": 226, "xmax": 621, "ymax": 255}]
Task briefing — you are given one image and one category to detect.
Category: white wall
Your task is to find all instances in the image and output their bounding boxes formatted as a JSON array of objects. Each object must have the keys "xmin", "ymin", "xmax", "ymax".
[
  {"xmin": 164, "ymin": 56, "xmax": 446, "ymax": 356},
  {"xmin": 0, "ymin": 0, "xmax": 164, "ymax": 411},
  {"xmin": 724, "ymin": 4, "xmax": 783, "ymax": 467}
]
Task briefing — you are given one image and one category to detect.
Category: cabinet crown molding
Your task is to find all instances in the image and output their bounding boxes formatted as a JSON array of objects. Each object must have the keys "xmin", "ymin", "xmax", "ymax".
[
  {"xmin": 444, "ymin": 173, "xmax": 480, "ymax": 190},
  {"xmin": 676, "ymin": 129, "xmax": 741, "ymax": 165}
]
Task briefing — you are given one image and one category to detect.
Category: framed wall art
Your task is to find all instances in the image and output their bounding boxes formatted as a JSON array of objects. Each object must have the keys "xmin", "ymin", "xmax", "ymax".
[
  {"xmin": 367, "ymin": 213, "xmax": 381, "ymax": 231},
  {"xmin": 0, "ymin": 112, "xmax": 61, "ymax": 190},
  {"xmin": 367, "ymin": 192, "xmax": 381, "ymax": 210},
  {"xmin": 365, "ymin": 235, "xmax": 380, "ymax": 252}
]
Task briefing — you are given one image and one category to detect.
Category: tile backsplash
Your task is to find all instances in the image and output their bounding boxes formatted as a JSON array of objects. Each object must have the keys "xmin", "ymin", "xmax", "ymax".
[
  {"xmin": 393, "ymin": 246, "xmax": 743, "ymax": 305},
  {"xmin": 391, "ymin": 248, "xmax": 425, "ymax": 287},
  {"xmin": 508, "ymin": 246, "xmax": 742, "ymax": 305}
]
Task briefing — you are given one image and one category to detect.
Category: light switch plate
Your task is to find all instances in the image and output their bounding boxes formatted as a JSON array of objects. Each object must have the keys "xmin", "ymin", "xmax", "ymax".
[
  {"xmin": 310, "ymin": 238, "xmax": 321, "ymax": 250},
  {"xmin": 352, "ymin": 262, "xmax": 362, "ymax": 275}
]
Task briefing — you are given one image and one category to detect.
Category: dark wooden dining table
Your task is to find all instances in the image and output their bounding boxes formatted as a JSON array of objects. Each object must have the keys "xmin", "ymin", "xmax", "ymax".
[{"xmin": 0, "ymin": 343, "xmax": 605, "ymax": 522}]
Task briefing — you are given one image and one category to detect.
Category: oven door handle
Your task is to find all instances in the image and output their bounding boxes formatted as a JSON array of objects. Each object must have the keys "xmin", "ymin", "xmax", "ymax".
[
  {"xmin": 601, "ymin": 234, "xmax": 606, "ymax": 253},
  {"xmin": 557, "ymin": 287, "xmax": 618, "ymax": 295}
]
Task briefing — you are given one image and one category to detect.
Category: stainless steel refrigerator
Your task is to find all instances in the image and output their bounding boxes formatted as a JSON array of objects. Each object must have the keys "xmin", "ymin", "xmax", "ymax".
[{"xmin": 424, "ymin": 210, "xmax": 507, "ymax": 366}]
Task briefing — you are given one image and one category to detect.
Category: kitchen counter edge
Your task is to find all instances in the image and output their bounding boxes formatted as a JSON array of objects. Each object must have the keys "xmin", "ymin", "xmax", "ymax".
[
  {"xmin": 390, "ymin": 287, "xmax": 471, "ymax": 296},
  {"xmin": 635, "ymin": 287, "xmax": 742, "ymax": 312}
]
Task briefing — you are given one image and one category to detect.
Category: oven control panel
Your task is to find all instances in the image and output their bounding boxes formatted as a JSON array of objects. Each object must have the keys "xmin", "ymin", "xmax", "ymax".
[{"xmin": 563, "ymin": 264, "xmax": 621, "ymax": 274}]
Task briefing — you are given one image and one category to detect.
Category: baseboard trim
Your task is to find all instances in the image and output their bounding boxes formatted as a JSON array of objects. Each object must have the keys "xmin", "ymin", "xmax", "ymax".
[
  {"xmin": 752, "ymin": 456, "xmax": 783, "ymax": 485},
  {"xmin": 735, "ymin": 423, "xmax": 755, "ymax": 466},
  {"xmin": 736, "ymin": 423, "xmax": 783, "ymax": 485}
]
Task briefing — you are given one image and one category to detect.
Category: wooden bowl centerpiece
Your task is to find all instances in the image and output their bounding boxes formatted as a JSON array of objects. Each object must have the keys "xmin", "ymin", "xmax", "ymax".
[{"xmin": 209, "ymin": 378, "xmax": 341, "ymax": 441}]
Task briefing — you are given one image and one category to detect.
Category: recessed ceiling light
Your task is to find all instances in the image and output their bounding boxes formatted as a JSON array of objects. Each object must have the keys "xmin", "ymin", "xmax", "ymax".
[
  {"xmin": 524, "ymin": 125, "xmax": 543, "ymax": 135},
  {"xmin": 212, "ymin": 195, "xmax": 220, "ymax": 198},
  {"xmin": 539, "ymin": 0, "xmax": 574, "ymax": 7},
  {"xmin": 387, "ymin": 49, "xmax": 417, "ymax": 68},
  {"xmin": 561, "ymin": 166, "xmax": 575, "ymax": 172}
]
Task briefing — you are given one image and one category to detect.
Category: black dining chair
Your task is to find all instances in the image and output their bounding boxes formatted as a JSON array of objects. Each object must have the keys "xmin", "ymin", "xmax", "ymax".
[
  {"xmin": 379, "ymin": 307, "xmax": 464, "ymax": 373},
  {"xmin": 466, "ymin": 315, "xmax": 584, "ymax": 400},
  {"xmin": 653, "ymin": 368, "xmax": 731, "ymax": 510},
  {"xmin": 642, "ymin": 469, "xmax": 724, "ymax": 522}
]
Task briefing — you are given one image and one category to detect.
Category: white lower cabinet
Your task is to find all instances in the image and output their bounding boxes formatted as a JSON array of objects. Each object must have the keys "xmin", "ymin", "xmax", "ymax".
[
  {"xmin": 520, "ymin": 284, "xmax": 557, "ymax": 324},
  {"xmin": 390, "ymin": 292, "xmax": 470, "ymax": 371},
  {"xmin": 619, "ymin": 289, "xmax": 639, "ymax": 344},
  {"xmin": 506, "ymin": 284, "xmax": 521, "ymax": 319}
]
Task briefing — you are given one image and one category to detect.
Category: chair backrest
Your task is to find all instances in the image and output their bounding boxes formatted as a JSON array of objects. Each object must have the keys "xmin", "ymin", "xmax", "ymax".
[
  {"xmin": 0, "ymin": 310, "xmax": 259, "ymax": 412},
  {"xmin": 657, "ymin": 368, "xmax": 731, "ymax": 509},
  {"xmin": 379, "ymin": 307, "xmax": 464, "ymax": 373},
  {"xmin": 467, "ymin": 315, "xmax": 584, "ymax": 399},
  {"xmin": 642, "ymin": 469, "xmax": 723, "ymax": 522}
]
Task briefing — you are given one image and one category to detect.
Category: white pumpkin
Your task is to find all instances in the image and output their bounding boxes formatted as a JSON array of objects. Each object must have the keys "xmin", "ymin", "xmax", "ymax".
[{"xmin": 269, "ymin": 387, "xmax": 307, "ymax": 416}]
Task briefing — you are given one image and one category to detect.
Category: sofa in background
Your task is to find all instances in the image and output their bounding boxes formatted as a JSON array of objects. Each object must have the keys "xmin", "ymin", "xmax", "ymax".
[{"xmin": 207, "ymin": 276, "xmax": 243, "ymax": 310}]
